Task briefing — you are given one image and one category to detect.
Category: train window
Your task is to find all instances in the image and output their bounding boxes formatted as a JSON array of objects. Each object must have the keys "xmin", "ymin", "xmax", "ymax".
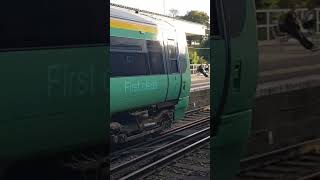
[
  {"xmin": 168, "ymin": 40, "xmax": 177, "ymax": 59},
  {"xmin": 111, "ymin": 37, "xmax": 146, "ymax": 52},
  {"xmin": 179, "ymin": 54, "xmax": 187, "ymax": 73},
  {"xmin": 147, "ymin": 41, "xmax": 165, "ymax": 75},
  {"xmin": 169, "ymin": 60, "xmax": 179, "ymax": 73},
  {"xmin": 110, "ymin": 52, "xmax": 149, "ymax": 77},
  {"xmin": 0, "ymin": 0, "xmax": 106, "ymax": 50},
  {"xmin": 167, "ymin": 39, "xmax": 179, "ymax": 73},
  {"xmin": 224, "ymin": 0, "xmax": 247, "ymax": 37},
  {"xmin": 110, "ymin": 36, "xmax": 149, "ymax": 77}
]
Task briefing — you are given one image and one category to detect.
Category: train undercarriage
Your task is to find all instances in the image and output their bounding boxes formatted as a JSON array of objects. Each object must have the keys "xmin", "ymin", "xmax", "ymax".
[{"xmin": 110, "ymin": 102, "xmax": 177, "ymax": 144}]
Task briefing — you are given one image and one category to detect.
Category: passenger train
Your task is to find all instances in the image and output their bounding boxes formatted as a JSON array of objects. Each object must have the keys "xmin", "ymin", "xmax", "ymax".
[
  {"xmin": 0, "ymin": 2, "xmax": 191, "ymax": 178},
  {"xmin": 0, "ymin": 0, "xmax": 108, "ymax": 177},
  {"xmin": 110, "ymin": 7, "xmax": 191, "ymax": 143}
]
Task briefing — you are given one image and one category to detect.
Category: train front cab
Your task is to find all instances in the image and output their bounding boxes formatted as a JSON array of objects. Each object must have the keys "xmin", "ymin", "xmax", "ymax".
[
  {"xmin": 110, "ymin": 9, "xmax": 190, "ymax": 141},
  {"xmin": 211, "ymin": 0, "xmax": 258, "ymax": 179}
]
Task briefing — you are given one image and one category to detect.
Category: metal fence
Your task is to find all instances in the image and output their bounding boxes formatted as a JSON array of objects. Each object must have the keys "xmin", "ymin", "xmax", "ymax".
[
  {"xmin": 256, "ymin": 8, "xmax": 320, "ymax": 41},
  {"xmin": 188, "ymin": 9, "xmax": 320, "ymax": 68}
]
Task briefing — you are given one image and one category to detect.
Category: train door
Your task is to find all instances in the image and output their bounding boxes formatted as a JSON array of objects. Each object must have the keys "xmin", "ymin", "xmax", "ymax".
[
  {"xmin": 211, "ymin": 0, "xmax": 259, "ymax": 179},
  {"xmin": 176, "ymin": 29, "xmax": 191, "ymax": 99},
  {"xmin": 163, "ymin": 32, "xmax": 182, "ymax": 101}
]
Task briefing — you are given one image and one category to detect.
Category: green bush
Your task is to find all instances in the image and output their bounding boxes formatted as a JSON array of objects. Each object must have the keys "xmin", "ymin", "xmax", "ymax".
[{"xmin": 188, "ymin": 48, "xmax": 209, "ymax": 64}]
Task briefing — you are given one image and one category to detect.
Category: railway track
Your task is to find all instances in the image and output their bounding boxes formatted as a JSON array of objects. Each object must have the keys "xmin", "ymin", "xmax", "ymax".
[
  {"xmin": 110, "ymin": 107, "xmax": 210, "ymax": 180},
  {"xmin": 236, "ymin": 138, "xmax": 320, "ymax": 180},
  {"xmin": 111, "ymin": 106, "xmax": 210, "ymax": 159},
  {"xmin": 141, "ymin": 141, "xmax": 210, "ymax": 180},
  {"xmin": 111, "ymin": 133, "xmax": 210, "ymax": 180}
]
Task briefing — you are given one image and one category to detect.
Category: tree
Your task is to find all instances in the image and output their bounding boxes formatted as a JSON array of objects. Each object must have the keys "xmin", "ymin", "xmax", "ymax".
[
  {"xmin": 169, "ymin": 8, "xmax": 179, "ymax": 17},
  {"xmin": 179, "ymin": 10, "xmax": 209, "ymax": 27},
  {"xmin": 189, "ymin": 50, "xmax": 200, "ymax": 64},
  {"xmin": 179, "ymin": 10, "xmax": 210, "ymax": 63},
  {"xmin": 198, "ymin": 39, "xmax": 210, "ymax": 63}
]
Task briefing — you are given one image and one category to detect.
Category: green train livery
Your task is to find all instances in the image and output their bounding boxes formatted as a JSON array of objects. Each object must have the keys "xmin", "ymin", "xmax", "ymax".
[
  {"xmin": 212, "ymin": 0, "xmax": 259, "ymax": 179},
  {"xmin": 0, "ymin": 0, "xmax": 108, "ymax": 177},
  {"xmin": 110, "ymin": 7, "xmax": 191, "ymax": 144}
]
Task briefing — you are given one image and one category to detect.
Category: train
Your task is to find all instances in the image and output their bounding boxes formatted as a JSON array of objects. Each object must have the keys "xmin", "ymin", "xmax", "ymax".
[
  {"xmin": 0, "ymin": 0, "xmax": 109, "ymax": 177},
  {"xmin": 110, "ymin": 6, "xmax": 191, "ymax": 144},
  {"xmin": 211, "ymin": 0, "xmax": 259, "ymax": 179},
  {"xmin": 0, "ymin": 2, "xmax": 191, "ymax": 177}
]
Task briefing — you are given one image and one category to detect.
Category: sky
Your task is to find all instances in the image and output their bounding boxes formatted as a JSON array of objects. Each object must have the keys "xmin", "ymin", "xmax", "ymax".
[{"xmin": 110, "ymin": 0, "xmax": 210, "ymax": 17}]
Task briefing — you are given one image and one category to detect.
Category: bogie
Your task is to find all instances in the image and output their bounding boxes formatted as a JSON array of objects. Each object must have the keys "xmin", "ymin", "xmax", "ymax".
[{"xmin": 110, "ymin": 104, "xmax": 175, "ymax": 144}]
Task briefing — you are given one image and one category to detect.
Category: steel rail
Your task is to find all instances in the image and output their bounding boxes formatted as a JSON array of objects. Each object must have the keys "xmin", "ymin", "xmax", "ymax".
[
  {"xmin": 110, "ymin": 127, "xmax": 209, "ymax": 174},
  {"xmin": 119, "ymin": 136, "xmax": 210, "ymax": 180}
]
